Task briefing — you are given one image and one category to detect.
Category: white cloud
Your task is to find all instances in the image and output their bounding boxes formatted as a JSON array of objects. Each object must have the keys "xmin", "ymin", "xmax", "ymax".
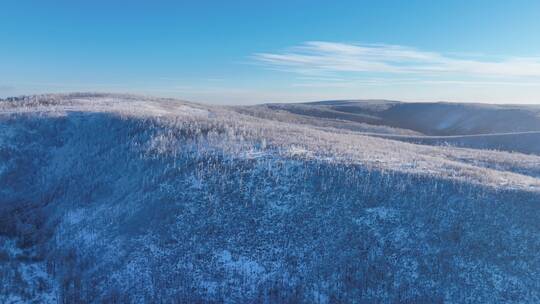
[{"xmin": 254, "ymin": 41, "xmax": 540, "ymax": 78}]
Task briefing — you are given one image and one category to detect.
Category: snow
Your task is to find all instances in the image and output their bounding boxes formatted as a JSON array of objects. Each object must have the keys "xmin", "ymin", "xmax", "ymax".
[
  {"xmin": 217, "ymin": 250, "xmax": 265, "ymax": 279},
  {"xmin": 1, "ymin": 93, "xmax": 540, "ymax": 303},
  {"xmin": 0, "ymin": 238, "xmax": 59, "ymax": 304},
  {"xmin": 3, "ymin": 93, "xmax": 540, "ymax": 192}
]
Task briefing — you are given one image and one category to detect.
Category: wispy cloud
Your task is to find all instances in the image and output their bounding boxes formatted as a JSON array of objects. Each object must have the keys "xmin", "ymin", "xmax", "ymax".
[{"xmin": 253, "ymin": 41, "xmax": 540, "ymax": 79}]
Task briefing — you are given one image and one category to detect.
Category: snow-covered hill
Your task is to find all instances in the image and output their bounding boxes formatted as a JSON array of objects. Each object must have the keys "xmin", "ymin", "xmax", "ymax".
[
  {"xmin": 242, "ymin": 99, "xmax": 540, "ymax": 155},
  {"xmin": 255, "ymin": 99, "xmax": 540, "ymax": 136},
  {"xmin": 1, "ymin": 93, "xmax": 539, "ymax": 303}
]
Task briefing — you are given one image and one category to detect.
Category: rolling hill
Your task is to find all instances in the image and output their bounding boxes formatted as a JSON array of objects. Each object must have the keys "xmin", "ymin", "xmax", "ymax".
[
  {"xmin": 239, "ymin": 99, "xmax": 540, "ymax": 155},
  {"xmin": 1, "ymin": 93, "xmax": 539, "ymax": 303}
]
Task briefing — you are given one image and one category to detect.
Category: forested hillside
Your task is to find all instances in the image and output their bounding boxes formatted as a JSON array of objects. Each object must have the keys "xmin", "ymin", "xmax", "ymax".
[{"xmin": 1, "ymin": 94, "xmax": 539, "ymax": 303}]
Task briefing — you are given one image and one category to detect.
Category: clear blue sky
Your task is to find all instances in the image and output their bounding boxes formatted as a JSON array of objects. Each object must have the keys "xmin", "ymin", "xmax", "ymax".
[{"xmin": 1, "ymin": 0, "xmax": 540, "ymax": 104}]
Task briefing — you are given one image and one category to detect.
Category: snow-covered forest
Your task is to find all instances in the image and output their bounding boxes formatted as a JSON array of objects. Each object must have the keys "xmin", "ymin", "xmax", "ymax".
[{"xmin": 1, "ymin": 93, "xmax": 539, "ymax": 303}]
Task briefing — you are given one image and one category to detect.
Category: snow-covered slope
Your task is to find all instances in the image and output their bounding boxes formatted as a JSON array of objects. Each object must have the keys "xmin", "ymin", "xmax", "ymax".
[
  {"xmin": 257, "ymin": 100, "xmax": 540, "ymax": 136},
  {"xmin": 244, "ymin": 100, "xmax": 540, "ymax": 155},
  {"xmin": 1, "ymin": 94, "xmax": 540, "ymax": 303},
  {"xmin": 372, "ymin": 131, "xmax": 540, "ymax": 155}
]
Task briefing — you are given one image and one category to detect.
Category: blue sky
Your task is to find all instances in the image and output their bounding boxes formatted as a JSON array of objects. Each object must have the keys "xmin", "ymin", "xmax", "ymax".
[{"xmin": 1, "ymin": 0, "xmax": 540, "ymax": 104}]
